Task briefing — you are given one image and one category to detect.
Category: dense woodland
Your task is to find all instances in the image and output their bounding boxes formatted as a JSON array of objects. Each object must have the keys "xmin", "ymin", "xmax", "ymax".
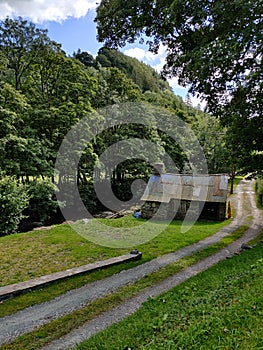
[{"xmin": 0, "ymin": 15, "xmax": 261, "ymax": 235}]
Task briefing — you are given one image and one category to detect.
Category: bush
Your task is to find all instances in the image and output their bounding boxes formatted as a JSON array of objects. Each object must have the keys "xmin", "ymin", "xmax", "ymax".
[
  {"xmin": 78, "ymin": 181, "xmax": 100, "ymax": 213},
  {"xmin": 0, "ymin": 175, "xmax": 29, "ymax": 235},
  {"xmin": 25, "ymin": 179, "xmax": 59, "ymax": 223}
]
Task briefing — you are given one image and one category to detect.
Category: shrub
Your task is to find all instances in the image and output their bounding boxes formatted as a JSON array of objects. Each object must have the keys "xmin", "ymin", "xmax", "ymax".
[
  {"xmin": 0, "ymin": 175, "xmax": 29, "ymax": 235},
  {"xmin": 78, "ymin": 181, "xmax": 100, "ymax": 213},
  {"xmin": 25, "ymin": 179, "xmax": 59, "ymax": 223}
]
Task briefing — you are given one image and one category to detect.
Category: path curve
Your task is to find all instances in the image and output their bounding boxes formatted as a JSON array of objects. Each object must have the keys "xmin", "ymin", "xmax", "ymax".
[{"xmin": 0, "ymin": 180, "xmax": 262, "ymax": 348}]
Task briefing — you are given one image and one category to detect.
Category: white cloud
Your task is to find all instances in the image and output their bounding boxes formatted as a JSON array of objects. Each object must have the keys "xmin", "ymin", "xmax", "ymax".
[
  {"xmin": 188, "ymin": 95, "xmax": 207, "ymax": 110},
  {"xmin": 124, "ymin": 44, "xmax": 167, "ymax": 64},
  {"xmin": 124, "ymin": 47, "xmax": 148, "ymax": 61},
  {"xmin": 152, "ymin": 56, "xmax": 166, "ymax": 73},
  {"xmin": 124, "ymin": 47, "xmax": 157, "ymax": 62},
  {"xmin": 0, "ymin": 0, "xmax": 98, "ymax": 23},
  {"xmin": 167, "ymin": 77, "xmax": 188, "ymax": 100}
]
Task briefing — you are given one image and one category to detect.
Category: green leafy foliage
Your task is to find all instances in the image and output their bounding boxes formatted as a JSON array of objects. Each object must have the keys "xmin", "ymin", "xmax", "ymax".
[
  {"xmin": 191, "ymin": 113, "xmax": 229, "ymax": 173},
  {"xmin": 0, "ymin": 16, "xmax": 61, "ymax": 91},
  {"xmin": 91, "ymin": 67, "xmax": 142, "ymax": 108},
  {"xmin": 0, "ymin": 16, "xmax": 236, "ymax": 234},
  {"xmin": 78, "ymin": 181, "xmax": 100, "ymax": 213},
  {"xmin": 25, "ymin": 179, "xmax": 59, "ymax": 223},
  {"xmin": 73, "ymin": 49, "xmax": 95, "ymax": 67},
  {"xmin": 0, "ymin": 174, "xmax": 29, "ymax": 235},
  {"xmin": 95, "ymin": 47, "xmax": 171, "ymax": 93},
  {"xmin": 255, "ymin": 177, "xmax": 263, "ymax": 208},
  {"xmin": 96, "ymin": 0, "xmax": 263, "ymax": 172},
  {"xmin": 96, "ymin": 0, "xmax": 262, "ymax": 112}
]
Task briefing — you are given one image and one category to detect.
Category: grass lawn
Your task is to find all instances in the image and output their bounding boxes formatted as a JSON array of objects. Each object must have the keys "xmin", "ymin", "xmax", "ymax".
[
  {"xmin": 0, "ymin": 217, "xmax": 231, "ymax": 319},
  {"xmin": 0, "ymin": 226, "xmax": 249, "ymax": 350},
  {"xmin": 0, "ymin": 175, "xmax": 243, "ymax": 288},
  {"xmin": 0, "ymin": 217, "xmax": 229, "ymax": 287},
  {"xmin": 75, "ymin": 233, "xmax": 263, "ymax": 350}
]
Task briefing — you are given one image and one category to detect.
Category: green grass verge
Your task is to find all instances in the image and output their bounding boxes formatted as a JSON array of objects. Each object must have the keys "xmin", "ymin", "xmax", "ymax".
[
  {"xmin": 228, "ymin": 175, "xmax": 243, "ymax": 193},
  {"xmin": 233, "ymin": 175, "xmax": 243, "ymax": 189},
  {"xmin": 0, "ymin": 226, "xmax": 249, "ymax": 350},
  {"xmin": 75, "ymin": 231, "xmax": 263, "ymax": 350}
]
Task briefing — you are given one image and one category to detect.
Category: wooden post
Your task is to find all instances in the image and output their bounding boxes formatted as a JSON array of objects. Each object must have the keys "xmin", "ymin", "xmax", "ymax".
[
  {"xmin": 227, "ymin": 201, "xmax": 232, "ymax": 219},
  {"xmin": 230, "ymin": 164, "xmax": 235, "ymax": 194}
]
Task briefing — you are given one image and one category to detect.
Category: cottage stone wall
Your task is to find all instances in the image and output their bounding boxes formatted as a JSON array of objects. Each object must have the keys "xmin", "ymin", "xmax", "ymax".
[{"xmin": 141, "ymin": 200, "xmax": 227, "ymax": 221}]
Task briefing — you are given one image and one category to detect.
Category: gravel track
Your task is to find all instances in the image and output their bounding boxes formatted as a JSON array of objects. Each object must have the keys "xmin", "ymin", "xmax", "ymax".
[{"xmin": 0, "ymin": 180, "xmax": 261, "ymax": 349}]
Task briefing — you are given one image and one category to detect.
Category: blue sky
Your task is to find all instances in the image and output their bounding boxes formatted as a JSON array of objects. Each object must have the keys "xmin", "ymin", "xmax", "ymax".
[
  {"xmin": 44, "ymin": 10, "xmax": 99, "ymax": 56},
  {"xmin": 0, "ymin": 0, "xmax": 196, "ymax": 102},
  {"xmin": 46, "ymin": 12, "xmax": 190, "ymax": 100}
]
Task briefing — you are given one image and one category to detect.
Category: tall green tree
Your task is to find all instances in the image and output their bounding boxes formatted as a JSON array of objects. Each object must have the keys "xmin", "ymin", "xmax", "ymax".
[
  {"xmin": 0, "ymin": 17, "xmax": 61, "ymax": 91},
  {"xmin": 91, "ymin": 67, "xmax": 142, "ymax": 108},
  {"xmin": 73, "ymin": 49, "xmax": 95, "ymax": 67},
  {"xmin": 0, "ymin": 81, "xmax": 53, "ymax": 179},
  {"xmin": 96, "ymin": 0, "xmax": 263, "ymax": 170},
  {"xmin": 191, "ymin": 113, "xmax": 229, "ymax": 174},
  {"xmin": 95, "ymin": 47, "xmax": 171, "ymax": 93},
  {"xmin": 0, "ymin": 17, "xmax": 99, "ymax": 181},
  {"xmin": 96, "ymin": 0, "xmax": 262, "ymax": 113}
]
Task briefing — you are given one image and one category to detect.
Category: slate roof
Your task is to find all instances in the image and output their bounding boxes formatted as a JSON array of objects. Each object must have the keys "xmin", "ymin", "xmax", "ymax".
[{"xmin": 141, "ymin": 174, "xmax": 229, "ymax": 203}]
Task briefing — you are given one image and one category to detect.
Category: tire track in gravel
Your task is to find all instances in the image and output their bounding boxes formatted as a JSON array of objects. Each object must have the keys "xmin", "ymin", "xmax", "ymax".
[{"xmin": 0, "ymin": 180, "xmax": 261, "ymax": 348}]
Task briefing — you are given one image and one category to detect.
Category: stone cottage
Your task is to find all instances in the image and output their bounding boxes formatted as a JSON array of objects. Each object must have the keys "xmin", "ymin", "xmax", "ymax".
[{"xmin": 140, "ymin": 171, "xmax": 229, "ymax": 221}]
